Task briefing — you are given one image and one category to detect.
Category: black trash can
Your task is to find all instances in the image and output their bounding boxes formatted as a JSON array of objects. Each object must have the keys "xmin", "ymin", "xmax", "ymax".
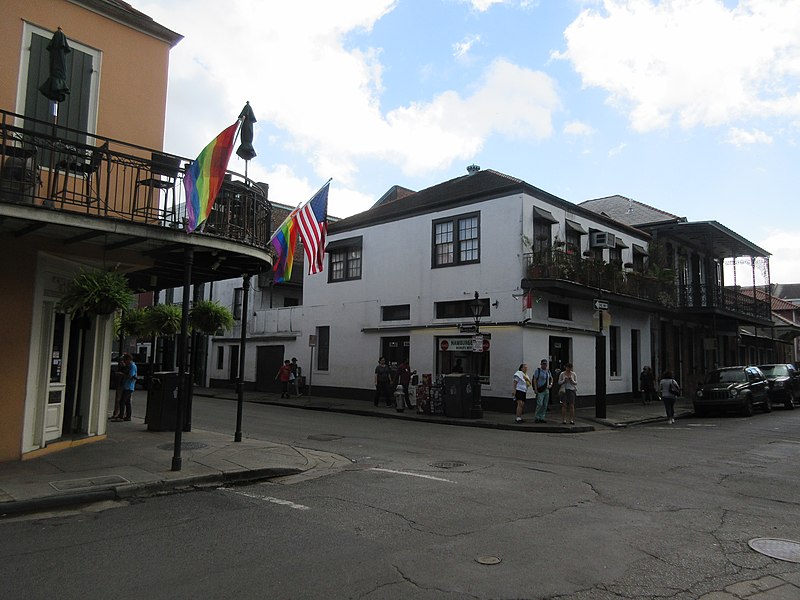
[
  {"xmin": 443, "ymin": 375, "xmax": 471, "ymax": 418},
  {"xmin": 145, "ymin": 371, "xmax": 181, "ymax": 431}
]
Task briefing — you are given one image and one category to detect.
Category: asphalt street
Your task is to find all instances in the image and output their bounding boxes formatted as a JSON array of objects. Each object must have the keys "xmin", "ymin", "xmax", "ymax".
[{"xmin": 2, "ymin": 397, "xmax": 799, "ymax": 599}]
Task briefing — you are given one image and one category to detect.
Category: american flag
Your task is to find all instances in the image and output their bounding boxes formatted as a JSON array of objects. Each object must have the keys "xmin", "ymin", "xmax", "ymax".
[{"xmin": 294, "ymin": 181, "xmax": 330, "ymax": 275}]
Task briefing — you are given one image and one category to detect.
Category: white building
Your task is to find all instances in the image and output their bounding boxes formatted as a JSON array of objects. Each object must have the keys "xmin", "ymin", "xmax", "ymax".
[{"xmin": 206, "ymin": 167, "xmax": 661, "ymax": 411}]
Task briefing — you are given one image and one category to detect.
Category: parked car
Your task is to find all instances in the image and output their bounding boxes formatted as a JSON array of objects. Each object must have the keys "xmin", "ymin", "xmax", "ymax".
[
  {"xmin": 694, "ymin": 366, "xmax": 771, "ymax": 417},
  {"xmin": 757, "ymin": 363, "xmax": 799, "ymax": 409}
]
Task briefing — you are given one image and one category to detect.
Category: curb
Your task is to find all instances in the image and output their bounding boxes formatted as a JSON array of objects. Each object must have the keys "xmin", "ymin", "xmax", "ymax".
[
  {"xmin": 198, "ymin": 392, "xmax": 598, "ymax": 433},
  {"xmin": 0, "ymin": 467, "xmax": 302, "ymax": 517}
]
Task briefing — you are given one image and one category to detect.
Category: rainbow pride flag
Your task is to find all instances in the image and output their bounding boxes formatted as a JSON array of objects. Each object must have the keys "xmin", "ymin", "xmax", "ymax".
[
  {"xmin": 270, "ymin": 207, "xmax": 300, "ymax": 282},
  {"xmin": 184, "ymin": 121, "xmax": 240, "ymax": 233}
]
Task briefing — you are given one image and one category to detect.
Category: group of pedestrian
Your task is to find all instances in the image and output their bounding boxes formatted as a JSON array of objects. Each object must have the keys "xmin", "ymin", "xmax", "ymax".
[
  {"xmin": 374, "ymin": 357, "xmax": 415, "ymax": 411},
  {"xmin": 513, "ymin": 361, "xmax": 681, "ymax": 426},
  {"xmin": 511, "ymin": 359, "xmax": 578, "ymax": 425},
  {"xmin": 640, "ymin": 366, "xmax": 682, "ymax": 424},
  {"xmin": 276, "ymin": 357, "xmax": 302, "ymax": 399}
]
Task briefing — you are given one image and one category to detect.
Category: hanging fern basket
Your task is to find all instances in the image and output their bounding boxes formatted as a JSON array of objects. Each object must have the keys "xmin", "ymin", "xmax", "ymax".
[{"xmin": 58, "ymin": 268, "xmax": 134, "ymax": 317}]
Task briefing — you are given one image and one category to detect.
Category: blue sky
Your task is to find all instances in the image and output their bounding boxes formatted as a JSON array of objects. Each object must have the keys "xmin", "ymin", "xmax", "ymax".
[{"xmin": 137, "ymin": 0, "xmax": 800, "ymax": 283}]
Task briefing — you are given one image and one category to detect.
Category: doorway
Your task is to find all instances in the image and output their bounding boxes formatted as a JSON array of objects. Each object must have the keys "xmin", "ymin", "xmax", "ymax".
[
  {"xmin": 228, "ymin": 345, "xmax": 240, "ymax": 382},
  {"xmin": 256, "ymin": 345, "xmax": 285, "ymax": 392},
  {"xmin": 42, "ymin": 307, "xmax": 71, "ymax": 442},
  {"xmin": 549, "ymin": 336, "xmax": 571, "ymax": 372},
  {"xmin": 630, "ymin": 329, "xmax": 641, "ymax": 398}
]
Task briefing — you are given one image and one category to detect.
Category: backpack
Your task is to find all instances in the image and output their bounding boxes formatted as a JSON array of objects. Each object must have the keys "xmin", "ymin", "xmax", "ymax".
[{"xmin": 534, "ymin": 368, "xmax": 550, "ymax": 393}]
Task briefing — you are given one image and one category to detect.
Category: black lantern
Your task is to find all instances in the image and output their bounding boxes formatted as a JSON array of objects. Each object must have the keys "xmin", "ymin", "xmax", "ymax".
[{"xmin": 469, "ymin": 291, "xmax": 483, "ymax": 334}]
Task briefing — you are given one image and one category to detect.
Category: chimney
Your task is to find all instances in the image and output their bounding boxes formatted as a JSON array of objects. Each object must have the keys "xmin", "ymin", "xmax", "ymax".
[{"xmin": 466, "ymin": 164, "xmax": 480, "ymax": 175}]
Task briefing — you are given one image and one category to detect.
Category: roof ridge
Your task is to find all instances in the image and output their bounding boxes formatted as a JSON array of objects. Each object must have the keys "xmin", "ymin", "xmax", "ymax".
[{"xmin": 581, "ymin": 195, "xmax": 681, "ymax": 220}]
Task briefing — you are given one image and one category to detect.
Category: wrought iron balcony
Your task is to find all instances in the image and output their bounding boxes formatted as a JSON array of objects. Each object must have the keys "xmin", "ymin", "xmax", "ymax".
[
  {"xmin": 524, "ymin": 249, "xmax": 675, "ymax": 305},
  {"xmin": 0, "ymin": 109, "xmax": 270, "ymax": 249},
  {"xmin": 523, "ymin": 249, "xmax": 772, "ymax": 323}
]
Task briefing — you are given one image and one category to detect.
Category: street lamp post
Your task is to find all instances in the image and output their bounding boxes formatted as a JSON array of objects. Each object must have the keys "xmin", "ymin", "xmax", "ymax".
[{"xmin": 468, "ymin": 291, "xmax": 484, "ymax": 418}]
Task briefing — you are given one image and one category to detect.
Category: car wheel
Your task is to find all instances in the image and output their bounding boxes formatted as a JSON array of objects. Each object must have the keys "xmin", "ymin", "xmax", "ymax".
[{"xmin": 741, "ymin": 396, "xmax": 754, "ymax": 417}]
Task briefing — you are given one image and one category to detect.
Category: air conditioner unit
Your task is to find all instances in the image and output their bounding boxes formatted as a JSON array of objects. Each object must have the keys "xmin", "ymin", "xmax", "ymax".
[{"xmin": 590, "ymin": 231, "xmax": 616, "ymax": 249}]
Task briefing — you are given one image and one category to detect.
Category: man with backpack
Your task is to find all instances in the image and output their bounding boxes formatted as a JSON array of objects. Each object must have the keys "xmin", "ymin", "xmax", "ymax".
[{"xmin": 532, "ymin": 359, "xmax": 553, "ymax": 423}]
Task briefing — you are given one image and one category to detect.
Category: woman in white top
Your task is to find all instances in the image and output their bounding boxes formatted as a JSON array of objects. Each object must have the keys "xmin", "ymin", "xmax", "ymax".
[
  {"xmin": 558, "ymin": 363, "xmax": 578, "ymax": 425},
  {"xmin": 512, "ymin": 364, "xmax": 531, "ymax": 423}
]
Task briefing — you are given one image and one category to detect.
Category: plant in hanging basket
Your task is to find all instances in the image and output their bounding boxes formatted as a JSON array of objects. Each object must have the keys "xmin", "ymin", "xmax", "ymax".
[
  {"xmin": 117, "ymin": 307, "xmax": 150, "ymax": 339},
  {"xmin": 58, "ymin": 268, "xmax": 134, "ymax": 316},
  {"xmin": 143, "ymin": 304, "xmax": 183, "ymax": 338},
  {"xmin": 190, "ymin": 300, "xmax": 234, "ymax": 334}
]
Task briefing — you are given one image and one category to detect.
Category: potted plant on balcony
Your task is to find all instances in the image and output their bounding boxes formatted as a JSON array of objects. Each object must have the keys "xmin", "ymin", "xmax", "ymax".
[
  {"xmin": 189, "ymin": 300, "xmax": 234, "ymax": 335},
  {"xmin": 59, "ymin": 268, "xmax": 134, "ymax": 317}
]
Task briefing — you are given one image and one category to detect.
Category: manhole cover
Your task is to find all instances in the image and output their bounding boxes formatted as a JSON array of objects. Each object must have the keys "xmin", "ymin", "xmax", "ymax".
[
  {"xmin": 431, "ymin": 461, "xmax": 466, "ymax": 469},
  {"xmin": 748, "ymin": 538, "xmax": 800, "ymax": 563},
  {"xmin": 476, "ymin": 555, "xmax": 501, "ymax": 565},
  {"xmin": 157, "ymin": 442, "xmax": 208, "ymax": 451},
  {"xmin": 307, "ymin": 434, "xmax": 343, "ymax": 441}
]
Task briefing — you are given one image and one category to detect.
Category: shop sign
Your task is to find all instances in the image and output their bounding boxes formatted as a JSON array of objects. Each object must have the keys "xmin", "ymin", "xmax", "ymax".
[{"xmin": 439, "ymin": 337, "xmax": 491, "ymax": 352}]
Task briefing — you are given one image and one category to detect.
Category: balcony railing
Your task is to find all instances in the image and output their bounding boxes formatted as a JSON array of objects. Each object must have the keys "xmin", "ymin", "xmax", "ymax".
[
  {"xmin": 524, "ymin": 249, "xmax": 676, "ymax": 305},
  {"xmin": 0, "ymin": 110, "xmax": 270, "ymax": 248},
  {"xmin": 678, "ymin": 283, "xmax": 772, "ymax": 321},
  {"xmin": 524, "ymin": 249, "xmax": 772, "ymax": 320}
]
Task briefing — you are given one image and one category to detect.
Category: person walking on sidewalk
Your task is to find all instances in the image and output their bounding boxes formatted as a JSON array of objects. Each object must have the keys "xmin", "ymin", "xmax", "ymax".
[
  {"xmin": 558, "ymin": 363, "xmax": 578, "ymax": 425},
  {"xmin": 395, "ymin": 360, "xmax": 414, "ymax": 410},
  {"xmin": 512, "ymin": 363, "xmax": 532, "ymax": 423},
  {"xmin": 290, "ymin": 357, "xmax": 302, "ymax": 397},
  {"xmin": 532, "ymin": 359, "xmax": 553, "ymax": 423},
  {"xmin": 659, "ymin": 370, "xmax": 681, "ymax": 424},
  {"xmin": 374, "ymin": 357, "xmax": 393, "ymax": 407},
  {"xmin": 640, "ymin": 366, "xmax": 656, "ymax": 405},
  {"xmin": 112, "ymin": 353, "xmax": 137, "ymax": 421},
  {"xmin": 276, "ymin": 360, "xmax": 293, "ymax": 399}
]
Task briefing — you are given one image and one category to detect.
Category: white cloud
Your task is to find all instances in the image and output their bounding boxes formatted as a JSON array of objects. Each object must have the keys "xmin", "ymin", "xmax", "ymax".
[
  {"xmin": 461, "ymin": 0, "xmax": 539, "ymax": 11},
  {"xmin": 725, "ymin": 127, "xmax": 774, "ymax": 146},
  {"xmin": 139, "ymin": 2, "xmax": 559, "ymax": 194},
  {"xmin": 608, "ymin": 142, "xmax": 626, "ymax": 156},
  {"xmin": 554, "ymin": 0, "xmax": 800, "ymax": 133},
  {"xmin": 564, "ymin": 120, "xmax": 595, "ymax": 136},
  {"xmin": 453, "ymin": 34, "xmax": 482, "ymax": 59},
  {"xmin": 758, "ymin": 230, "xmax": 800, "ymax": 283},
  {"xmin": 465, "ymin": 0, "xmax": 506, "ymax": 12}
]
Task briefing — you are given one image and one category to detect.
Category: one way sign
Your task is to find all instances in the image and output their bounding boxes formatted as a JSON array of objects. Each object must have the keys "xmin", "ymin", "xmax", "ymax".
[{"xmin": 593, "ymin": 298, "xmax": 609, "ymax": 311}]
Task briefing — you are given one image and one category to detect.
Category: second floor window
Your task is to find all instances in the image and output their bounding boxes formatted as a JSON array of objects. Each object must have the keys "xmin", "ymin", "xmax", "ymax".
[
  {"xmin": 21, "ymin": 25, "xmax": 100, "ymax": 146},
  {"xmin": 382, "ymin": 304, "xmax": 410, "ymax": 321},
  {"xmin": 532, "ymin": 207, "xmax": 557, "ymax": 251},
  {"xmin": 233, "ymin": 288, "xmax": 243, "ymax": 320},
  {"xmin": 328, "ymin": 237, "xmax": 362, "ymax": 282},
  {"xmin": 433, "ymin": 213, "xmax": 480, "ymax": 267}
]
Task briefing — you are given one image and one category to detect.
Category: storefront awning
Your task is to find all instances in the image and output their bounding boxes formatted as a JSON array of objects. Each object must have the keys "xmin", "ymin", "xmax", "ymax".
[
  {"xmin": 565, "ymin": 219, "xmax": 587, "ymax": 234},
  {"xmin": 533, "ymin": 206, "xmax": 558, "ymax": 223}
]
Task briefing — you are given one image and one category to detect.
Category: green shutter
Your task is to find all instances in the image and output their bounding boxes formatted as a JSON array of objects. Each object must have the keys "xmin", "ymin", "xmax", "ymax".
[{"xmin": 25, "ymin": 31, "xmax": 93, "ymax": 145}]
